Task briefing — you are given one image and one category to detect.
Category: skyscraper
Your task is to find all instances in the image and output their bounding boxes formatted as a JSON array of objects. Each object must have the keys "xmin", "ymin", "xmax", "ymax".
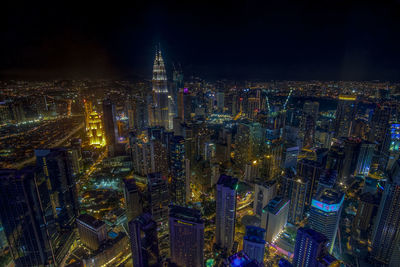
[
  {"xmin": 129, "ymin": 213, "xmax": 160, "ymax": 267},
  {"xmin": 147, "ymin": 172, "xmax": 169, "ymax": 256},
  {"xmin": 123, "ymin": 179, "xmax": 142, "ymax": 222},
  {"xmin": 152, "ymin": 47, "xmax": 170, "ymax": 129},
  {"xmin": 0, "ymin": 168, "xmax": 56, "ymax": 266},
  {"xmin": 170, "ymin": 135, "xmax": 187, "ymax": 205},
  {"xmin": 103, "ymin": 99, "xmax": 119, "ymax": 154},
  {"xmin": 35, "ymin": 148, "xmax": 79, "ymax": 228},
  {"xmin": 371, "ymin": 160, "xmax": 400, "ymax": 265},
  {"xmin": 169, "ymin": 205, "xmax": 204, "ymax": 267},
  {"xmin": 292, "ymin": 227, "xmax": 328, "ymax": 267},
  {"xmin": 243, "ymin": 226, "xmax": 266, "ymax": 264},
  {"xmin": 334, "ymin": 95, "xmax": 356, "ymax": 138},
  {"xmin": 308, "ymin": 188, "xmax": 344, "ymax": 253},
  {"xmin": 216, "ymin": 174, "xmax": 238, "ymax": 250}
]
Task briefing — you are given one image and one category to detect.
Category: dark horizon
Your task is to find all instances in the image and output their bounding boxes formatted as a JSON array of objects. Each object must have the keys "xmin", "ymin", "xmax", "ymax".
[{"xmin": 1, "ymin": 1, "xmax": 400, "ymax": 81}]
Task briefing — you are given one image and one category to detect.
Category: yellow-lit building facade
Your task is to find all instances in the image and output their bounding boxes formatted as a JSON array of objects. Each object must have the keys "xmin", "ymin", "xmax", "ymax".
[{"xmin": 87, "ymin": 111, "xmax": 106, "ymax": 147}]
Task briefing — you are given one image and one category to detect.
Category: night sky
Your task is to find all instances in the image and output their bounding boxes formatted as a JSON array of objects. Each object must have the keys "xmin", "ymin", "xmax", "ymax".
[{"xmin": 1, "ymin": 1, "xmax": 400, "ymax": 81}]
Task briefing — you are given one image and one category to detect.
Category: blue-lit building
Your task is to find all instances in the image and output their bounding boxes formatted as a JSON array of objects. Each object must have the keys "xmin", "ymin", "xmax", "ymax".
[
  {"xmin": 216, "ymin": 175, "xmax": 238, "ymax": 250},
  {"xmin": 292, "ymin": 227, "xmax": 328, "ymax": 267},
  {"xmin": 243, "ymin": 226, "xmax": 266, "ymax": 264},
  {"xmin": 170, "ymin": 135, "xmax": 187, "ymax": 205},
  {"xmin": 308, "ymin": 188, "xmax": 344, "ymax": 253},
  {"xmin": 169, "ymin": 205, "xmax": 204, "ymax": 267}
]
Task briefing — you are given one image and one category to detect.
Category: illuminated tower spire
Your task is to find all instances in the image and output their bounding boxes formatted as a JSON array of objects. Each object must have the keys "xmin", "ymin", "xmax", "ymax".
[{"xmin": 151, "ymin": 45, "xmax": 170, "ymax": 129}]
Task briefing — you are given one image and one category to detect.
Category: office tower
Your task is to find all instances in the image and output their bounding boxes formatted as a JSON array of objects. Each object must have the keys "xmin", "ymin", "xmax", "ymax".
[
  {"xmin": 261, "ymin": 196, "xmax": 290, "ymax": 243},
  {"xmin": 352, "ymin": 192, "xmax": 379, "ymax": 241},
  {"xmin": 308, "ymin": 188, "xmax": 344, "ymax": 253},
  {"xmin": 170, "ymin": 136, "xmax": 187, "ymax": 205},
  {"xmin": 152, "ymin": 47, "xmax": 169, "ymax": 129},
  {"xmin": 0, "ymin": 168, "xmax": 57, "ymax": 266},
  {"xmin": 300, "ymin": 101, "xmax": 319, "ymax": 148},
  {"xmin": 35, "ymin": 148, "xmax": 79, "ymax": 227},
  {"xmin": 216, "ymin": 175, "xmax": 238, "ymax": 250},
  {"xmin": 123, "ymin": 179, "xmax": 142, "ymax": 222},
  {"xmin": 129, "ymin": 213, "xmax": 160, "ymax": 267},
  {"xmin": 354, "ymin": 141, "xmax": 375, "ymax": 177},
  {"xmin": 288, "ymin": 176, "xmax": 308, "ymax": 224},
  {"xmin": 334, "ymin": 95, "xmax": 356, "ymax": 138},
  {"xmin": 338, "ymin": 137, "xmax": 361, "ymax": 185},
  {"xmin": 253, "ymin": 180, "xmax": 277, "ymax": 216},
  {"xmin": 87, "ymin": 110, "xmax": 106, "ymax": 147},
  {"xmin": 76, "ymin": 214, "xmax": 107, "ymax": 251},
  {"xmin": 243, "ymin": 226, "xmax": 266, "ymax": 264},
  {"xmin": 292, "ymin": 227, "xmax": 328, "ymax": 267},
  {"xmin": 371, "ymin": 160, "xmax": 400, "ymax": 265},
  {"xmin": 103, "ymin": 99, "xmax": 118, "ymax": 154},
  {"xmin": 297, "ymin": 159, "xmax": 323, "ymax": 206},
  {"xmin": 147, "ymin": 173, "xmax": 169, "ymax": 256},
  {"xmin": 169, "ymin": 205, "xmax": 204, "ymax": 267}
]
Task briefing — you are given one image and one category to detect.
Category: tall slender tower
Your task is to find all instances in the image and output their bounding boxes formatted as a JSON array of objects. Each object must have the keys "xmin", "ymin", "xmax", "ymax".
[{"xmin": 152, "ymin": 47, "xmax": 169, "ymax": 129}]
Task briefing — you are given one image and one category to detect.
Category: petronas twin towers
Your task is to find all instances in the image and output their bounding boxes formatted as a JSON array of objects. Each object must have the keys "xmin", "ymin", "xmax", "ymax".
[{"xmin": 151, "ymin": 47, "xmax": 170, "ymax": 129}]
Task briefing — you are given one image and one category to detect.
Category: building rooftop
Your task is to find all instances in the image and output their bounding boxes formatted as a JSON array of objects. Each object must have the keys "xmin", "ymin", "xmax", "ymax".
[
  {"xmin": 314, "ymin": 188, "xmax": 344, "ymax": 205},
  {"xmin": 169, "ymin": 205, "xmax": 204, "ymax": 224},
  {"xmin": 77, "ymin": 214, "xmax": 105, "ymax": 229},
  {"xmin": 244, "ymin": 226, "xmax": 266, "ymax": 244},
  {"xmin": 217, "ymin": 174, "xmax": 238, "ymax": 190},
  {"xmin": 264, "ymin": 196, "xmax": 290, "ymax": 215}
]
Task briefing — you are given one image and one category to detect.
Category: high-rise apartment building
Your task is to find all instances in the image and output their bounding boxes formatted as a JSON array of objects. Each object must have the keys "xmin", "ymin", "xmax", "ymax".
[
  {"xmin": 292, "ymin": 227, "xmax": 328, "ymax": 267},
  {"xmin": 103, "ymin": 99, "xmax": 118, "ymax": 154}
]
